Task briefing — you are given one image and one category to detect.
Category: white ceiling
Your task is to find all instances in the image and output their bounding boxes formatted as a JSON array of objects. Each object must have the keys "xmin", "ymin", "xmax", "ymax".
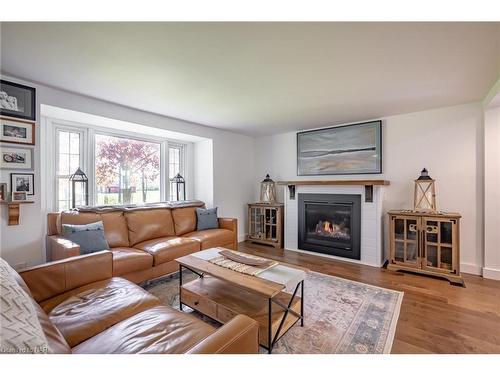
[{"xmin": 1, "ymin": 22, "xmax": 499, "ymax": 136}]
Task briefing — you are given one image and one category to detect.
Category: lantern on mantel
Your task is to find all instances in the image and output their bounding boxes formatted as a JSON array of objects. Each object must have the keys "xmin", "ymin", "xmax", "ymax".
[
  {"xmin": 69, "ymin": 167, "xmax": 89, "ymax": 208},
  {"xmin": 413, "ymin": 168, "xmax": 436, "ymax": 213},
  {"xmin": 259, "ymin": 174, "xmax": 277, "ymax": 204},
  {"xmin": 170, "ymin": 173, "xmax": 186, "ymax": 201}
]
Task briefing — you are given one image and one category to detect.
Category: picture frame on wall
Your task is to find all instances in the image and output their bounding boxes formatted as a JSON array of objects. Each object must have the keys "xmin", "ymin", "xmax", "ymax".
[
  {"xmin": 12, "ymin": 191, "xmax": 27, "ymax": 202},
  {"xmin": 11, "ymin": 173, "xmax": 34, "ymax": 196},
  {"xmin": 297, "ymin": 120, "xmax": 382, "ymax": 175},
  {"xmin": 0, "ymin": 182, "xmax": 7, "ymax": 201},
  {"xmin": 0, "ymin": 80, "xmax": 36, "ymax": 121},
  {"xmin": 0, "ymin": 145, "xmax": 34, "ymax": 170},
  {"xmin": 0, "ymin": 117, "xmax": 35, "ymax": 145}
]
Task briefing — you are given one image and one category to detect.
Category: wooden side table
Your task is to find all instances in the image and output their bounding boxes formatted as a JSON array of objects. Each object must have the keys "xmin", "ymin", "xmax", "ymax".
[{"xmin": 247, "ymin": 203, "xmax": 284, "ymax": 249}]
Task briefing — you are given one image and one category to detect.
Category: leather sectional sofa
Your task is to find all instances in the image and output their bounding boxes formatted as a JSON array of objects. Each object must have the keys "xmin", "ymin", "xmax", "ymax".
[
  {"xmin": 46, "ymin": 200, "xmax": 238, "ymax": 284},
  {"xmin": 13, "ymin": 250, "xmax": 259, "ymax": 353}
]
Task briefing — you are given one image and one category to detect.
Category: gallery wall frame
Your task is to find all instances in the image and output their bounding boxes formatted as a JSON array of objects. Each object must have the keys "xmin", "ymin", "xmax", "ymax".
[
  {"xmin": 0, "ymin": 80, "xmax": 36, "ymax": 121},
  {"xmin": 0, "ymin": 116, "xmax": 35, "ymax": 145}
]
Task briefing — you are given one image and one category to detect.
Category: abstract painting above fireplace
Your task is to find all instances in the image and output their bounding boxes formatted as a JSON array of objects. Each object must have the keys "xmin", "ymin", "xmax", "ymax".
[{"xmin": 298, "ymin": 193, "xmax": 361, "ymax": 260}]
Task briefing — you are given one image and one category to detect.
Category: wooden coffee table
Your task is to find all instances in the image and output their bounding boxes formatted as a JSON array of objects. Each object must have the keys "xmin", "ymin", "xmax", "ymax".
[{"xmin": 176, "ymin": 247, "xmax": 308, "ymax": 353}]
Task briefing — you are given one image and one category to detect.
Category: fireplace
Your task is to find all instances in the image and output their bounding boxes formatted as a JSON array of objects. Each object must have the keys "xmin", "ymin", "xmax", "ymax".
[{"xmin": 298, "ymin": 193, "xmax": 361, "ymax": 259}]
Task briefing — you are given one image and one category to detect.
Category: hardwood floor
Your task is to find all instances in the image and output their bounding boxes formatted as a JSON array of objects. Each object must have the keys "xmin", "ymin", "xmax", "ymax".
[{"xmin": 238, "ymin": 241, "xmax": 500, "ymax": 353}]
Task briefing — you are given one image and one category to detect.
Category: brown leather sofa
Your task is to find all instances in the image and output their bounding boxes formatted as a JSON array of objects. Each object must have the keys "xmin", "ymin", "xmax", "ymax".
[
  {"xmin": 12, "ymin": 250, "xmax": 258, "ymax": 354},
  {"xmin": 46, "ymin": 201, "xmax": 238, "ymax": 284}
]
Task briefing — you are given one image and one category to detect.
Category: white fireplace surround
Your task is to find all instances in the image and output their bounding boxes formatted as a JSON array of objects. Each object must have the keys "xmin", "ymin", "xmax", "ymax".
[{"xmin": 283, "ymin": 184, "xmax": 386, "ymax": 267}]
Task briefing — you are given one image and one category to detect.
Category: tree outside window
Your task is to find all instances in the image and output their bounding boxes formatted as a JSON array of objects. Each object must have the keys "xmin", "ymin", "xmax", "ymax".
[{"xmin": 95, "ymin": 134, "xmax": 161, "ymax": 205}]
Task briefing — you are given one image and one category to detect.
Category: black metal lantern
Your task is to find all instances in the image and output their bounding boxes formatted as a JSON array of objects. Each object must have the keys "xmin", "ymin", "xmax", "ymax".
[
  {"xmin": 69, "ymin": 167, "xmax": 89, "ymax": 208},
  {"xmin": 170, "ymin": 173, "xmax": 186, "ymax": 201}
]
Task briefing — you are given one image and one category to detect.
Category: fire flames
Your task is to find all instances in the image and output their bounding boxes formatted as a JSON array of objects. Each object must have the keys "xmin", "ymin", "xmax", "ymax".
[{"xmin": 314, "ymin": 220, "xmax": 350, "ymax": 240}]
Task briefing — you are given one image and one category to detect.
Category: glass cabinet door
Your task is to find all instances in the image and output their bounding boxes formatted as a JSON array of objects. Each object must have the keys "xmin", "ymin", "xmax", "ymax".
[
  {"xmin": 264, "ymin": 208, "xmax": 278, "ymax": 241},
  {"xmin": 423, "ymin": 218, "xmax": 455, "ymax": 272},
  {"xmin": 249, "ymin": 207, "xmax": 263, "ymax": 239},
  {"xmin": 392, "ymin": 216, "xmax": 419, "ymax": 267}
]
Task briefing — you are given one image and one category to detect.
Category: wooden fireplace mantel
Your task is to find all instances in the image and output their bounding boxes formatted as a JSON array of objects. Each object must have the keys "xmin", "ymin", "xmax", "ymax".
[
  {"xmin": 276, "ymin": 180, "xmax": 390, "ymax": 201},
  {"xmin": 276, "ymin": 179, "xmax": 390, "ymax": 186}
]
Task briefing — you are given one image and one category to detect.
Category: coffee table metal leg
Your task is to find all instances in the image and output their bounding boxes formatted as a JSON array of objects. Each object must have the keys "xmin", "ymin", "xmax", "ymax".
[
  {"xmin": 268, "ymin": 298, "xmax": 272, "ymax": 354},
  {"xmin": 179, "ymin": 264, "xmax": 183, "ymax": 311},
  {"xmin": 300, "ymin": 280, "xmax": 304, "ymax": 327}
]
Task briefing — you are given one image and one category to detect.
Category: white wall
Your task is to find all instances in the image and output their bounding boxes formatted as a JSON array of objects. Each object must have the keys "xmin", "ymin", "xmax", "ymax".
[
  {"xmin": 484, "ymin": 105, "xmax": 500, "ymax": 279},
  {"xmin": 0, "ymin": 74, "xmax": 255, "ymax": 267},
  {"xmin": 255, "ymin": 103, "xmax": 485, "ymax": 274}
]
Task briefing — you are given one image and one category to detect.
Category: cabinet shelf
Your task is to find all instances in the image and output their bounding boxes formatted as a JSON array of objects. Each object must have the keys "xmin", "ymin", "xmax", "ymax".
[{"xmin": 247, "ymin": 203, "xmax": 284, "ymax": 249}]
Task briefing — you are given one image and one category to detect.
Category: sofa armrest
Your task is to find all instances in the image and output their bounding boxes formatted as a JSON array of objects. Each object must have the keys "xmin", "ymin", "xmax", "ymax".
[
  {"xmin": 47, "ymin": 235, "xmax": 81, "ymax": 261},
  {"xmin": 187, "ymin": 315, "xmax": 259, "ymax": 354},
  {"xmin": 218, "ymin": 217, "xmax": 238, "ymax": 249},
  {"xmin": 19, "ymin": 250, "xmax": 113, "ymax": 303}
]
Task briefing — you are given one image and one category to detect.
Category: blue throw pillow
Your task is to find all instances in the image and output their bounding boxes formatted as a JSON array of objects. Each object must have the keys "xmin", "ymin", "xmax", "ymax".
[
  {"xmin": 62, "ymin": 221, "xmax": 110, "ymax": 255},
  {"xmin": 196, "ymin": 207, "xmax": 219, "ymax": 231}
]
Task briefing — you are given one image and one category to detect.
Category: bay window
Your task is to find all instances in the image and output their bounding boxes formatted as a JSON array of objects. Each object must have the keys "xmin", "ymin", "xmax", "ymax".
[{"xmin": 53, "ymin": 122, "xmax": 187, "ymax": 211}]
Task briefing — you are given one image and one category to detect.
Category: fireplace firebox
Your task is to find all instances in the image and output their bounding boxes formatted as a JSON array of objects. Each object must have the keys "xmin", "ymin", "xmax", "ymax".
[{"xmin": 298, "ymin": 193, "xmax": 361, "ymax": 259}]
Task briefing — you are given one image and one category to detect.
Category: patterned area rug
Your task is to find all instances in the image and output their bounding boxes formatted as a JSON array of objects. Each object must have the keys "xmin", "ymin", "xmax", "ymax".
[{"xmin": 145, "ymin": 270, "xmax": 403, "ymax": 354}]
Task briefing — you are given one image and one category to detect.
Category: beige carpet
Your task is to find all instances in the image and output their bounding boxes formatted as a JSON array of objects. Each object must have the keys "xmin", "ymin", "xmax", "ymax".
[{"xmin": 146, "ymin": 270, "xmax": 403, "ymax": 354}]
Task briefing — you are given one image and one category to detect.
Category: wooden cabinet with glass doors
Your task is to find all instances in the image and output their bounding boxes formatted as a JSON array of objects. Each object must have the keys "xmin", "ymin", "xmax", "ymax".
[
  {"xmin": 387, "ymin": 210, "xmax": 463, "ymax": 285},
  {"xmin": 247, "ymin": 203, "xmax": 284, "ymax": 249}
]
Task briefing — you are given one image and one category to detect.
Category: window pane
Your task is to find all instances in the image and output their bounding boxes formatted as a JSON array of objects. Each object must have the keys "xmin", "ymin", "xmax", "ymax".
[
  {"xmin": 58, "ymin": 154, "xmax": 70, "ymax": 175},
  {"xmin": 59, "ymin": 131, "xmax": 69, "ymax": 154},
  {"xmin": 169, "ymin": 146, "xmax": 183, "ymax": 201},
  {"xmin": 57, "ymin": 130, "xmax": 82, "ymax": 211},
  {"xmin": 95, "ymin": 134, "xmax": 161, "ymax": 205}
]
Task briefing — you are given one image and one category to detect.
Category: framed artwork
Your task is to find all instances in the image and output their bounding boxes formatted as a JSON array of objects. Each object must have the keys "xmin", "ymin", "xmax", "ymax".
[
  {"xmin": 0, "ymin": 146, "xmax": 34, "ymax": 170},
  {"xmin": 0, "ymin": 80, "xmax": 36, "ymax": 121},
  {"xmin": 0, "ymin": 117, "xmax": 35, "ymax": 145},
  {"xmin": 12, "ymin": 191, "xmax": 27, "ymax": 202},
  {"xmin": 11, "ymin": 173, "xmax": 34, "ymax": 196},
  {"xmin": 297, "ymin": 120, "xmax": 382, "ymax": 175},
  {"xmin": 0, "ymin": 182, "xmax": 6, "ymax": 201}
]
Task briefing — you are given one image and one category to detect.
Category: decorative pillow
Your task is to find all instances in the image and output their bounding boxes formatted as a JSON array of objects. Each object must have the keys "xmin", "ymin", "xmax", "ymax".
[
  {"xmin": 0, "ymin": 259, "xmax": 52, "ymax": 354},
  {"xmin": 62, "ymin": 221, "xmax": 110, "ymax": 255},
  {"xmin": 196, "ymin": 207, "xmax": 219, "ymax": 231}
]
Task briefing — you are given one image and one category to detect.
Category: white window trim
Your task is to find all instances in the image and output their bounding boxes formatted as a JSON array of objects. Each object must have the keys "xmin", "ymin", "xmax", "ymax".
[{"xmin": 44, "ymin": 117, "xmax": 190, "ymax": 211}]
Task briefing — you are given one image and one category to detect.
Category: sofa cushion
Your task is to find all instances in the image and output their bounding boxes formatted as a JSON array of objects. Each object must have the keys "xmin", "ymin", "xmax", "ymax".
[
  {"xmin": 72, "ymin": 305, "xmax": 216, "ymax": 354},
  {"xmin": 125, "ymin": 208, "xmax": 175, "ymax": 246},
  {"xmin": 171, "ymin": 206, "xmax": 198, "ymax": 235},
  {"xmin": 34, "ymin": 303, "xmax": 72, "ymax": 354},
  {"xmin": 44, "ymin": 277, "xmax": 161, "ymax": 348},
  {"xmin": 62, "ymin": 221, "xmax": 110, "ymax": 255},
  {"xmin": 61, "ymin": 211, "xmax": 130, "ymax": 248},
  {"xmin": 111, "ymin": 247, "xmax": 153, "ymax": 276},
  {"xmin": 196, "ymin": 207, "xmax": 219, "ymax": 231},
  {"xmin": 182, "ymin": 229, "xmax": 235, "ymax": 250},
  {"xmin": 134, "ymin": 237, "xmax": 200, "ymax": 266},
  {"xmin": 0, "ymin": 258, "xmax": 52, "ymax": 354}
]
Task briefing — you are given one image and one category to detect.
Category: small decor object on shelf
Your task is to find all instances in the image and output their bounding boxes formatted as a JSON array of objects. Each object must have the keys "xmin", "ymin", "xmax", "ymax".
[
  {"xmin": 413, "ymin": 168, "xmax": 436, "ymax": 213},
  {"xmin": 0, "ymin": 182, "xmax": 7, "ymax": 201},
  {"xmin": 0, "ymin": 145, "xmax": 33, "ymax": 170},
  {"xmin": 0, "ymin": 117, "xmax": 35, "ymax": 145},
  {"xmin": 69, "ymin": 167, "xmax": 89, "ymax": 208},
  {"xmin": 247, "ymin": 202, "xmax": 284, "ymax": 249},
  {"xmin": 259, "ymin": 174, "xmax": 277, "ymax": 203},
  {"xmin": 12, "ymin": 191, "xmax": 27, "ymax": 202},
  {"xmin": 0, "ymin": 80, "xmax": 36, "ymax": 121},
  {"xmin": 11, "ymin": 173, "xmax": 34, "ymax": 196},
  {"xmin": 170, "ymin": 173, "xmax": 186, "ymax": 201}
]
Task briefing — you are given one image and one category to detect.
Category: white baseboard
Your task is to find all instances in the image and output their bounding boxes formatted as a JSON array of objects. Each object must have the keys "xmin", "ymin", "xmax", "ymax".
[
  {"xmin": 460, "ymin": 262, "xmax": 482, "ymax": 275},
  {"xmin": 482, "ymin": 267, "xmax": 500, "ymax": 280}
]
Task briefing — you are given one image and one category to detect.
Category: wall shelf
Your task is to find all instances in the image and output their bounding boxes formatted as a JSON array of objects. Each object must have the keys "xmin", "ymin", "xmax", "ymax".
[{"xmin": 0, "ymin": 201, "xmax": 34, "ymax": 226}]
